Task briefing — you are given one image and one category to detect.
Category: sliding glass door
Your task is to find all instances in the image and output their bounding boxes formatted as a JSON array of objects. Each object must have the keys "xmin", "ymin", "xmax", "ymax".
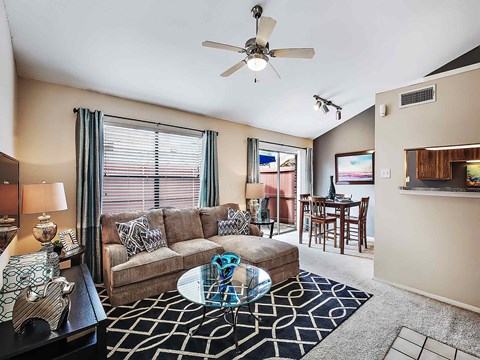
[{"xmin": 259, "ymin": 149, "xmax": 297, "ymax": 235}]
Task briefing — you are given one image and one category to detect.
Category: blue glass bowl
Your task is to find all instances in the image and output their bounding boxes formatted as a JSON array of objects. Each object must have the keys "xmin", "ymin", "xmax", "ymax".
[{"xmin": 211, "ymin": 252, "xmax": 241, "ymax": 282}]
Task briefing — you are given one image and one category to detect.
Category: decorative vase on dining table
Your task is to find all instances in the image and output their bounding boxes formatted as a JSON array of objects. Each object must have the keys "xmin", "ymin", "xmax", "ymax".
[{"xmin": 328, "ymin": 175, "xmax": 336, "ymax": 200}]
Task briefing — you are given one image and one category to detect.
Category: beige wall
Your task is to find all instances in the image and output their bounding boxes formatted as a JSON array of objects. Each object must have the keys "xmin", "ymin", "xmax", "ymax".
[
  {"xmin": 313, "ymin": 106, "xmax": 375, "ymax": 236},
  {"xmin": 374, "ymin": 68, "xmax": 480, "ymax": 310},
  {"xmin": 13, "ymin": 78, "xmax": 312, "ymax": 255},
  {"xmin": 0, "ymin": 2, "xmax": 17, "ymax": 286},
  {"xmin": 0, "ymin": 3, "xmax": 16, "ymax": 157}
]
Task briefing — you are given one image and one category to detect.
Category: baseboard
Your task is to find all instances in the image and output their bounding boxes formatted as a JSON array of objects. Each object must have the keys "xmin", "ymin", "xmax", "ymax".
[{"xmin": 373, "ymin": 276, "xmax": 480, "ymax": 314}]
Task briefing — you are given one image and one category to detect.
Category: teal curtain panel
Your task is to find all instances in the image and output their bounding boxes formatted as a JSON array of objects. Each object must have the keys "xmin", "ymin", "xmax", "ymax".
[
  {"xmin": 199, "ymin": 130, "xmax": 219, "ymax": 207},
  {"xmin": 75, "ymin": 108, "xmax": 104, "ymax": 283},
  {"xmin": 247, "ymin": 138, "xmax": 260, "ymax": 183}
]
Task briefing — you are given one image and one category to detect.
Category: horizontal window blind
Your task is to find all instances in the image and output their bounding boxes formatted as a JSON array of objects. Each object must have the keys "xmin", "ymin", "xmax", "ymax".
[{"xmin": 102, "ymin": 122, "xmax": 202, "ymax": 214}]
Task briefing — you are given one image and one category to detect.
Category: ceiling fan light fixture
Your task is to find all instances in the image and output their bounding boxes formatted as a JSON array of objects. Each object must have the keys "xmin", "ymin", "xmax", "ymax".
[
  {"xmin": 314, "ymin": 100, "xmax": 322, "ymax": 111},
  {"xmin": 246, "ymin": 53, "xmax": 268, "ymax": 71}
]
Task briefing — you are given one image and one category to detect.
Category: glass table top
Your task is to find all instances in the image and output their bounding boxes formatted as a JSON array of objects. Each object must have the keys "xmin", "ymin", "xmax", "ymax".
[{"xmin": 177, "ymin": 264, "xmax": 272, "ymax": 308}]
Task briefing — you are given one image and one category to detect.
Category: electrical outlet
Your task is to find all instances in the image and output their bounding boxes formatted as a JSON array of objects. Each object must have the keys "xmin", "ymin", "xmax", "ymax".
[{"xmin": 380, "ymin": 168, "xmax": 391, "ymax": 178}]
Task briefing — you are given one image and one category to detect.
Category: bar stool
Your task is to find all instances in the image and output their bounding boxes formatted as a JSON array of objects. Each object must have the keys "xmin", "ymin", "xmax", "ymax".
[
  {"xmin": 300, "ymin": 193, "xmax": 311, "ymax": 232},
  {"xmin": 345, "ymin": 197, "xmax": 369, "ymax": 252},
  {"xmin": 309, "ymin": 197, "xmax": 337, "ymax": 251},
  {"xmin": 327, "ymin": 194, "xmax": 352, "ymax": 243}
]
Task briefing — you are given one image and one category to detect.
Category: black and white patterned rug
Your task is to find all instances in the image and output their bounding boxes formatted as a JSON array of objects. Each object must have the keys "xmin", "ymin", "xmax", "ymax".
[{"xmin": 96, "ymin": 270, "xmax": 372, "ymax": 359}]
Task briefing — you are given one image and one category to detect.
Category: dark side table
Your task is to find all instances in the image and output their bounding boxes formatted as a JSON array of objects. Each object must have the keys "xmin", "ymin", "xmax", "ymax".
[
  {"xmin": 59, "ymin": 245, "xmax": 86, "ymax": 266},
  {"xmin": 251, "ymin": 220, "xmax": 275, "ymax": 238},
  {"xmin": 0, "ymin": 264, "xmax": 107, "ymax": 360}
]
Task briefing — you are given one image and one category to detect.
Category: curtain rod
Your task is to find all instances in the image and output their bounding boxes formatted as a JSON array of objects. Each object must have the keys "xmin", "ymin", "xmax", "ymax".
[
  {"xmin": 252, "ymin": 138, "xmax": 308, "ymax": 150},
  {"xmin": 73, "ymin": 108, "xmax": 217, "ymax": 135}
]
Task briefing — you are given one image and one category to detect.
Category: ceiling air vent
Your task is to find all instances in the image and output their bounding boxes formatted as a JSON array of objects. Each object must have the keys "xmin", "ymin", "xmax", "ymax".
[{"xmin": 399, "ymin": 84, "xmax": 436, "ymax": 108}]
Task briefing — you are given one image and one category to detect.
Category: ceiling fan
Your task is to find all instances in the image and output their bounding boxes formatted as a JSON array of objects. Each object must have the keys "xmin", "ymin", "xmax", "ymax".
[{"xmin": 202, "ymin": 5, "xmax": 315, "ymax": 80}]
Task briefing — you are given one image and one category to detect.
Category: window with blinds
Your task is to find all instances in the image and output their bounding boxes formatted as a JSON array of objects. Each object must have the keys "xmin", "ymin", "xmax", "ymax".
[{"xmin": 102, "ymin": 122, "xmax": 202, "ymax": 214}]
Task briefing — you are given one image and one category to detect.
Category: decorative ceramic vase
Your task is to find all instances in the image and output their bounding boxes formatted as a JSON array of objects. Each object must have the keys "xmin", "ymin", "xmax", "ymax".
[
  {"xmin": 211, "ymin": 252, "xmax": 241, "ymax": 282},
  {"xmin": 328, "ymin": 175, "xmax": 336, "ymax": 200}
]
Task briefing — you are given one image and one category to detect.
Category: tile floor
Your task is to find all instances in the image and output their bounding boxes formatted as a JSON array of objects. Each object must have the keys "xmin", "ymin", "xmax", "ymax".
[{"xmin": 385, "ymin": 327, "xmax": 480, "ymax": 360}]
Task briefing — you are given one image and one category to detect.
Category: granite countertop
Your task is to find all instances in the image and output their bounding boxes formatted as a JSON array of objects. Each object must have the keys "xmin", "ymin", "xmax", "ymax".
[{"xmin": 398, "ymin": 186, "xmax": 480, "ymax": 192}]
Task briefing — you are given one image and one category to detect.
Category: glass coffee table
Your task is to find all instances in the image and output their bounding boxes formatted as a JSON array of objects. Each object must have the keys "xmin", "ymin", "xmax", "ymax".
[{"xmin": 177, "ymin": 263, "xmax": 272, "ymax": 354}]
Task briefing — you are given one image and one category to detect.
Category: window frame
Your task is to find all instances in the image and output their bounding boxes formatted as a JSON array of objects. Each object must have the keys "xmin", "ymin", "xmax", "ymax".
[{"xmin": 102, "ymin": 118, "xmax": 203, "ymax": 213}]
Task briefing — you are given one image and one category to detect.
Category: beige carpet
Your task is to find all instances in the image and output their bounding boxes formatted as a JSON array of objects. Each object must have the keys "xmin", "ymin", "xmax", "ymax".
[
  {"xmin": 304, "ymin": 231, "xmax": 375, "ymax": 260},
  {"xmin": 268, "ymin": 231, "xmax": 480, "ymax": 360}
]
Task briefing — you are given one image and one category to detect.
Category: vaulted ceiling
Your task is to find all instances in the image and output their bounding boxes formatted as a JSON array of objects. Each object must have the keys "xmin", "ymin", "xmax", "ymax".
[{"xmin": 4, "ymin": 0, "xmax": 480, "ymax": 138}]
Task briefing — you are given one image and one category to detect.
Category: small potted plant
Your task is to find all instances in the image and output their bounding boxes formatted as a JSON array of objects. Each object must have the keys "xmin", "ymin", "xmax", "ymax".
[{"xmin": 52, "ymin": 239, "xmax": 63, "ymax": 255}]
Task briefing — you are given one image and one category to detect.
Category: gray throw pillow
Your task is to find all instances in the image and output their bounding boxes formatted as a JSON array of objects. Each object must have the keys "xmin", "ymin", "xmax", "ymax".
[
  {"xmin": 116, "ymin": 215, "xmax": 149, "ymax": 258},
  {"xmin": 227, "ymin": 208, "xmax": 251, "ymax": 235},
  {"xmin": 218, "ymin": 219, "xmax": 238, "ymax": 236},
  {"xmin": 140, "ymin": 229, "xmax": 167, "ymax": 252}
]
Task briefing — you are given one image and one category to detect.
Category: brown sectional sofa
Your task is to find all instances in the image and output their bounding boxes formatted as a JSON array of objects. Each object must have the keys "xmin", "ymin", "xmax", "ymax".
[{"xmin": 101, "ymin": 203, "xmax": 299, "ymax": 306}]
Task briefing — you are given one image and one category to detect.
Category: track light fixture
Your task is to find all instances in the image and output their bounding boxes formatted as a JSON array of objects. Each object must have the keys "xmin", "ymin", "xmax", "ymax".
[
  {"xmin": 313, "ymin": 95, "xmax": 342, "ymax": 120},
  {"xmin": 321, "ymin": 103, "xmax": 330, "ymax": 114}
]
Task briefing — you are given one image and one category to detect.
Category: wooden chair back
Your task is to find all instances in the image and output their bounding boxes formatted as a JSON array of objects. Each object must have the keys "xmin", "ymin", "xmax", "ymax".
[
  {"xmin": 300, "ymin": 193, "xmax": 311, "ymax": 213},
  {"xmin": 310, "ymin": 196, "xmax": 328, "ymax": 218},
  {"xmin": 359, "ymin": 197, "xmax": 370, "ymax": 221}
]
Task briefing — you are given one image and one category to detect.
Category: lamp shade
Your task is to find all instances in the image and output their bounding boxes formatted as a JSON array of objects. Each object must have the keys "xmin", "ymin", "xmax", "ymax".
[
  {"xmin": 0, "ymin": 183, "xmax": 18, "ymax": 215},
  {"xmin": 245, "ymin": 183, "xmax": 265, "ymax": 199},
  {"xmin": 22, "ymin": 182, "xmax": 67, "ymax": 214}
]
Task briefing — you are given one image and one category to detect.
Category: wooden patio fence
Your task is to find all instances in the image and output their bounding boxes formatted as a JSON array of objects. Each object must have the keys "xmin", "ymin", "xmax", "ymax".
[{"xmin": 260, "ymin": 166, "xmax": 296, "ymax": 225}]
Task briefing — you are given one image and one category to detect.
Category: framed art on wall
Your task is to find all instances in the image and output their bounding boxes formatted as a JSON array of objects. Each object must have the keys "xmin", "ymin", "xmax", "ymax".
[
  {"xmin": 335, "ymin": 150, "xmax": 375, "ymax": 185},
  {"xmin": 58, "ymin": 229, "xmax": 80, "ymax": 253},
  {"xmin": 466, "ymin": 164, "xmax": 480, "ymax": 187}
]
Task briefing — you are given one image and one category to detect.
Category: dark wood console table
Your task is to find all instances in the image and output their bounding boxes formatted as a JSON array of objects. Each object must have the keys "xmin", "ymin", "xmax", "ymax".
[{"xmin": 0, "ymin": 264, "xmax": 107, "ymax": 360}]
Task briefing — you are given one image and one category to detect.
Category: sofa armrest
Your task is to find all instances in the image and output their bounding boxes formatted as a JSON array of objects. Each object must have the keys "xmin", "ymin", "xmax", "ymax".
[
  {"xmin": 249, "ymin": 224, "xmax": 262, "ymax": 237},
  {"xmin": 103, "ymin": 244, "xmax": 128, "ymax": 270}
]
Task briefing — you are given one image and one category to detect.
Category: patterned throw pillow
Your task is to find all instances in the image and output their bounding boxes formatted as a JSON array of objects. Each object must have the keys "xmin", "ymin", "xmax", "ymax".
[
  {"xmin": 227, "ymin": 208, "xmax": 251, "ymax": 235},
  {"xmin": 140, "ymin": 229, "xmax": 167, "ymax": 252},
  {"xmin": 217, "ymin": 219, "xmax": 238, "ymax": 236},
  {"xmin": 116, "ymin": 215, "xmax": 150, "ymax": 258}
]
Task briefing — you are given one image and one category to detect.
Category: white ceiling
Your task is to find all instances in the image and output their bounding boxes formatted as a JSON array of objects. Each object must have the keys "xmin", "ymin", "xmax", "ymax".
[{"xmin": 4, "ymin": 0, "xmax": 480, "ymax": 139}]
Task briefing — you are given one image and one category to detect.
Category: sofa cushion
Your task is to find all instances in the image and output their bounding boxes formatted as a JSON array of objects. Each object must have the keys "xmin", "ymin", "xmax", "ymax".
[
  {"xmin": 217, "ymin": 219, "xmax": 238, "ymax": 236},
  {"xmin": 227, "ymin": 208, "xmax": 251, "ymax": 235},
  {"xmin": 199, "ymin": 203, "xmax": 240, "ymax": 239},
  {"xmin": 101, "ymin": 209, "xmax": 166, "ymax": 245},
  {"xmin": 140, "ymin": 229, "xmax": 167, "ymax": 252},
  {"xmin": 208, "ymin": 235, "xmax": 299, "ymax": 271},
  {"xmin": 110, "ymin": 247, "xmax": 183, "ymax": 288},
  {"xmin": 163, "ymin": 208, "xmax": 204, "ymax": 245},
  {"xmin": 116, "ymin": 215, "xmax": 149, "ymax": 258},
  {"xmin": 169, "ymin": 238, "xmax": 223, "ymax": 270}
]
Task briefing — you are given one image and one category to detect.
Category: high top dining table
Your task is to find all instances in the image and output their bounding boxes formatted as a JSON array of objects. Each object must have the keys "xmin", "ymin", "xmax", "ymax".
[{"xmin": 298, "ymin": 198, "xmax": 361, "ymax": 254}]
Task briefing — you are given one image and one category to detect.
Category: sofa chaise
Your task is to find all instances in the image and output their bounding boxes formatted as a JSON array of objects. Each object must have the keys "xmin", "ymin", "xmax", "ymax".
[{"xmin": 101, "ymin": 203, "xmax": 299, "ymax": 306}]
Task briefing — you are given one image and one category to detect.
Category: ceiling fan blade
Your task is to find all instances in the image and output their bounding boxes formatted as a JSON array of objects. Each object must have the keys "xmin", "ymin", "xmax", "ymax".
[
  {"xmin": 202, "ymin": 41, "xmax": 245, "ymax": 53},
  {"xmin": 270, "ymin": 48, "xmax": 315, "ymax": 59},
  {"xmin": 220, "ymin": 60, "xmax": 246, "ymax": 77},
  {"xmin": 256, "ymin": 17, "xmax": 277, "ymax": 46}
]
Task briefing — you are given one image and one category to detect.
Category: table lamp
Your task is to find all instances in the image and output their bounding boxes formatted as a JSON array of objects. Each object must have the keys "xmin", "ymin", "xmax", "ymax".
[
  {"xmin": 0, "ymin": 182, "xmax": 19, "ymax": 255},
  {"xmin": 245, "ymin": 183, "xmax": 265, "ymax": 220},
  {"xmin": 22, "ymin": 182, "xmax": 67, "ymax": 276}
]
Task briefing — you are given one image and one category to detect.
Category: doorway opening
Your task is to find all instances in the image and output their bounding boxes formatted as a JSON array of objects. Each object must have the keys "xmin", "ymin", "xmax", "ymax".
[{"xmin": 259, "ymin": 149, "xmax": 297, "ymax": 235}]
